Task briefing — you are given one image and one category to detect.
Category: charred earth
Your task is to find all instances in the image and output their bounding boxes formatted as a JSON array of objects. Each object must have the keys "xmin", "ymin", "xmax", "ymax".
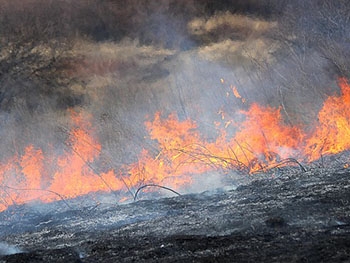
[{"xmin": 1, "ymin": 165, "xmax": 349, "ymax": 262}]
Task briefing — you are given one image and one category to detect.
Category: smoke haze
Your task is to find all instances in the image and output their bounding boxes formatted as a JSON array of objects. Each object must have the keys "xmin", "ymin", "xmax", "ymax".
[{"xmin": 0, "ymin": 0, "xmax": 349, "ymax": 197}]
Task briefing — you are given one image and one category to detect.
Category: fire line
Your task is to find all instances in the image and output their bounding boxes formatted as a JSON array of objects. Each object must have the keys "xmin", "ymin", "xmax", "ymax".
[{"xmin": 0, "ymin": 78, "xmax": 349, "ymax": 212}]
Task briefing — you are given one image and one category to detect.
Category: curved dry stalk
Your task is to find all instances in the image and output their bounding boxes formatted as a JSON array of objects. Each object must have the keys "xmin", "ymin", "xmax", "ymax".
[
  {"xmin": 134, "ymin": 184, "xmax": 181, "ymax": 201},
  {"xmin": 251, "ymin": 158, "xmax": 306, "ymax": 174},
  {"xmin": 2, "ymin": 185, "xmax": 73, "ymax": 209},
  {"xmin": 269, "ymin": 158, "xmax": 306, "ymax": 172}
]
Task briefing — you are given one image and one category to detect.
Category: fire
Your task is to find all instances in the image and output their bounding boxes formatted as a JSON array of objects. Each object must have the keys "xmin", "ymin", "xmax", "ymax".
[
  {"xmin": 304, "ymin": 78, "xmax": 350, "ymax": 161},
  {"xmin": 0, "ymin": 78, "xmax": 349, "ymax": 212},
  {"xmin": 226, "ymin": 103, "xmax": 302, "ymax": 171},
  {"xmin": 129, "ymin": 103, "xmax": 302, "ymax": 177},
  {"xmin": 130, "ymin": 78, "xmax": 349, "ymax": 177},
  {"xmin": 0, "ymin": 111, "xmax": 125, "ymax": 211},
  {"xmin": 231, "ymin": 85, "xmax": 246, "ymax": 103},
  {"xmin": 125, "ymin": 113, "xmax": 200, "ymax": 189}
]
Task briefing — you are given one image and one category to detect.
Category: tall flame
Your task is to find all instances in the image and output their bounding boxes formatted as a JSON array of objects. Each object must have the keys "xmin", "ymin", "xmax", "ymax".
[
  {"xmin": 0, "ymin": 78, "xmax": 349, "ymax": 212},
  {"xmin": 0, "ymin": 111, "xmax": 125, "ymax": 211},
  {"xmin": 127, "ymin": 78, "xmax": 349, "ymax": 179},
  {"xmin": 304, "ymin": 78, "xmax": 350, "ymax": 161}
]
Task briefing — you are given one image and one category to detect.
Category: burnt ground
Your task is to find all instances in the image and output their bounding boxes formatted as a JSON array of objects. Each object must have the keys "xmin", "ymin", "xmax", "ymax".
[{"xmin": 0, "ymin": 166, "xmax": 350, "ymax": 262}]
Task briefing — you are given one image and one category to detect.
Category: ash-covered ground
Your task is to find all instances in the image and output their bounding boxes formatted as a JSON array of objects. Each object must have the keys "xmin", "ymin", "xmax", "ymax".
[
  {"xmin": 0, "ymin": 163, "xmax": 350, "ymax": 262},
  {"xmin": 1, "ymin": 0, "xmax": 349, "ymax": 166}
]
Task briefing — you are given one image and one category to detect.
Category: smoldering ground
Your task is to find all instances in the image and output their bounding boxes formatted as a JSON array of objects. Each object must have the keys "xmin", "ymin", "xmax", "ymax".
[{"xmin": 0, "ymin": 0, "xmax": 349, "ymax": 196}]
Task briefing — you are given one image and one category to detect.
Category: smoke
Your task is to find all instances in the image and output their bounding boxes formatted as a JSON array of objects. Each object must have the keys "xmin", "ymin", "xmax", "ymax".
[
  {"xmin": 0, "ymin": 0, "xmax": 349, "ymax": 200},
  {"xmin": 0, "ymin": 242, "xmax": 23, "ymax": 256}
]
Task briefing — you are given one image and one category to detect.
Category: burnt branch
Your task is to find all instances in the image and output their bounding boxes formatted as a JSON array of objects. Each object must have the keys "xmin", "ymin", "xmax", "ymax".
[
  {"xmin": 134, "ymin": 184, "xmax": 181, "ymax": 201},
  {"xmin": 1, "ymin": 185, "xmax": 72, "ymax": 210}
]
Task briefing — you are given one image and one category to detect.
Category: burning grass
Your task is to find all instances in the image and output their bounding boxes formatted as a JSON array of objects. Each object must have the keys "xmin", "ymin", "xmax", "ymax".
[
  {"xmin": 0, "ymin": 0, "xmax": 350, "ymax": 212},
  {"xmin": 1, "ymin": 78, "xmax": 349, "ymax": 212}
]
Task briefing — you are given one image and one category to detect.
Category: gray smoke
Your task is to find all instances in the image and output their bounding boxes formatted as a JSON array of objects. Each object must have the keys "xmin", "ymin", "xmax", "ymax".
[
  {"xmin": 0, "ymin": 242, "xmax": 23, "ymax": 256},
  {"xmin": 0, "ymin": 0, "xmax": 349, "ymax": 197}
]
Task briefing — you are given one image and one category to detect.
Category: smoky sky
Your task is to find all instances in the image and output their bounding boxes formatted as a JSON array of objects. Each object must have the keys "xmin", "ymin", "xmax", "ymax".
[{"xmin": 0, "ymin": 0, "xmax": 349, "ymax": 168}]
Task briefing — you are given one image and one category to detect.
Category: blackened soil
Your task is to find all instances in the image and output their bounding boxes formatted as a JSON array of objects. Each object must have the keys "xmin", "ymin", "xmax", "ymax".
[{"xmin": 1, "ymin": 167, "xmax": 350, "ymax": 262}]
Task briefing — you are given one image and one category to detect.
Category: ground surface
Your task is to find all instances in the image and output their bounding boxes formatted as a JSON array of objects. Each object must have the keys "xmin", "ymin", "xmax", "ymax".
[{"xmin": 0, "ymin": 166, "xmax": 349, "ymax": 262}]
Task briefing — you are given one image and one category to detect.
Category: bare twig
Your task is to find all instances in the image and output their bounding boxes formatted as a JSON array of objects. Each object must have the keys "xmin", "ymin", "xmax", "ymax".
[
  {"xmin": 1, "ymin": 185, "xmax": 73, "ymax": 209},
  {"xmin": 134, "ymin": 184, "xmax": 181, "ymax": 201},
  {"xmin": 228, "ymin": 146, "xmax": 250, "ymax": 173},
  {"xmin": 251, "ymin": 158, "xmax": 306, "ymax": 174}
]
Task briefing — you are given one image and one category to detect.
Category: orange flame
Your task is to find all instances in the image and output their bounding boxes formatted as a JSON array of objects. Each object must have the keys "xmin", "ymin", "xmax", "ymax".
[
  {"xmin": 130, "ymin": 103, "xmax": 303, "ymax": 178},
  {"xmin": 304, "ymin": 78, "xmax": 350, "ymax": 161},
  {"xmin": 231, "ymin": 85, "xmax": 246, "ymax": 103},
  {"xmin": 0, "ymin": 111, "xmax": 125, "ymax": 211},
  {"xmin": 0, "ymin": 78, "xmax": 349, "ymax": 212},
  {"xmin": 130, "ymin": 78, "xmax": 349, "ymax": 178}
]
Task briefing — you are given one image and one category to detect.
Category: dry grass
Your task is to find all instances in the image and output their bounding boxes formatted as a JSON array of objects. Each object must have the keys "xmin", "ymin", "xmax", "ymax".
[
  {"xmin": 188, "ymin": 12, "xmax": 276, "ymax": 37},
  {"xmin": 197, "ymin": 38, "xmax": 279, "ymax": 66}
]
